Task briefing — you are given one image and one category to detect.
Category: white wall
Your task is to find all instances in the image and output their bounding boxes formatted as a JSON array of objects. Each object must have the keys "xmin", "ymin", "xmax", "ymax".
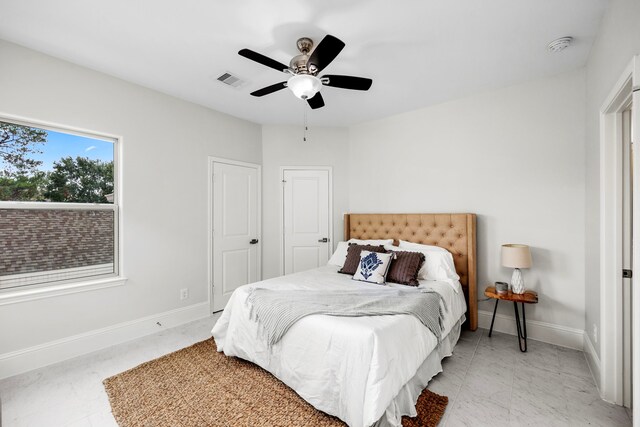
[
  {"xmin": 261, "ymin": 125, "xmax": 349, "ymax": 279},
  {"xmin": 349, "ymin": 69, "xmax": 587, "ymax": 332},
  {"xmin": 0, "ymin": 40, "xmax": 261, "ymax": 355},
  {"xmin": 584, "ymin": 0, "xmax": 640, "ymax": 357},
  {"xmin": 1, "ymin": 28, "xmax": 611, "ymax": 371}
]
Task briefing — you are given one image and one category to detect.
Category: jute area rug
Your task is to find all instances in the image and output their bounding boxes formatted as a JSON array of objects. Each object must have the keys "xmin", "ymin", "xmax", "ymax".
[{"xmin": 103, "ymin": 338, "xmax": 448, "ymax": 427}]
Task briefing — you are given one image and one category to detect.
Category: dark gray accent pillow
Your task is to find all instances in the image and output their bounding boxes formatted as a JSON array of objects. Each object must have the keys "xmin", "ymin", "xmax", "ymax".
[
  {"xmin": 338, "ymin": 244, "xmax": 387, "ymax": 275},
  {"xmin": 387, "ymin": 251, "xmax": 425, "ymax": 286}
]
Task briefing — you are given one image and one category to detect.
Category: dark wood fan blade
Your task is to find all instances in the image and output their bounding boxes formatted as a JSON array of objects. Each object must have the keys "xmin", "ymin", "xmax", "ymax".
[
  {"xmin": 238, "ymin": 49, "xmax": 288, "ymax": 73},
  {"xmin": 321, "ymin": 75, "xmax": 372, "ymax": 91},
  {"xmin": 250, "ymin": 82, "xmax": 287, "ymax": 97},
  {"xmin": 307, "ymin": 92, "xmax": 325, "ymax": 109},
  {"xmin": 307, "ymin": 35, "xmax": 345, "ymax": 73}
]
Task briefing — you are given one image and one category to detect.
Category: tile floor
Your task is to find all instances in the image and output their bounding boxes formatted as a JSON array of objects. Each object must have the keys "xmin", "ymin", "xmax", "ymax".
[
  {"xmin": 0, "ymin": 315, "xmax": 632, "ymax": 427},
  {"xmin": 0, "ymin": 315, "xmax": 221, "ymax": 427},
  {"xmin": 428, "ymin": 328, "xmax": 632, "ymax": 426}
]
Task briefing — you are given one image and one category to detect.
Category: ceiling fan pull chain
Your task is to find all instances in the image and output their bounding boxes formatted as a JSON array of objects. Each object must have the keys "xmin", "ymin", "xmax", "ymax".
[{"xmin": 303, "ymin": 108, "xmax": 308, "ymax": 142}]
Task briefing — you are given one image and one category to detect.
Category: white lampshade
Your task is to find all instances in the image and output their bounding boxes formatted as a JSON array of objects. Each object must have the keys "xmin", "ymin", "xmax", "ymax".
[
  {"xmin": 287, "ymin": 74, "xmax": 322, "ymax": 100},
  {"xmin": 501, "ymin": 244, "xmax": 532, "ymax": 269}
]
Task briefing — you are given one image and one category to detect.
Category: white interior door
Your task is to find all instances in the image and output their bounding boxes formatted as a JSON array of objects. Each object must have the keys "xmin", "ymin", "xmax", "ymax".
[
  {"xmin": 212, "ymin": 161, "xmax": 259, "ymax": 312},
  {"xmin": 623, "ymin": 106, "xmax": 634, "ymax": 410},
  {"xmin": 633, "ymin": 82, "xmax": 640, "ymax": 418},
  {"xmin": 283, "ymin": 169, "xmax": 331, "ymax": 274}
]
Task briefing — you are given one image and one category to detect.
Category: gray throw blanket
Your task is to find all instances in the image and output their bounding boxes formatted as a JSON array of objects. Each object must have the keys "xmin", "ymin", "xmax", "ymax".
[{"xmin": 247, "ymin": 288, "xmax": 446, "ymax": 347}]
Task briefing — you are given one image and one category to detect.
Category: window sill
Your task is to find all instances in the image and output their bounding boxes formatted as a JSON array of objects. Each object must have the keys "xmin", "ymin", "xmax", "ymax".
[{"xmin": 0, "ymin": 276, "xmax": 127, "ymax": 306}]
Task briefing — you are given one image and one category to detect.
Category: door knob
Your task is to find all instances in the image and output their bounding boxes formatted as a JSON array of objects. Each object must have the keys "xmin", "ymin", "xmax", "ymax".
[
  {"xmin": 250, "ymin": 239, "xmax": 259, "ymax": 244},
  {"xmin": 318, "ymin": 238, "xmax": 328, "ymax": 243}
]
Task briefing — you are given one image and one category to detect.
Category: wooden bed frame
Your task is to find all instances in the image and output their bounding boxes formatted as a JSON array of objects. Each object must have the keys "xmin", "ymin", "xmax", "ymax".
[{"xmin": 344, "ymin": 213, "xmax": 477, "ymax": 330}]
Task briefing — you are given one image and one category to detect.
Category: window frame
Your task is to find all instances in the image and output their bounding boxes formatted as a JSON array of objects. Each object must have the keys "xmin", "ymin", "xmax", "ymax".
[{"xmin": 0, "ymin": 113, "xmax": 125, "ymax": 305}]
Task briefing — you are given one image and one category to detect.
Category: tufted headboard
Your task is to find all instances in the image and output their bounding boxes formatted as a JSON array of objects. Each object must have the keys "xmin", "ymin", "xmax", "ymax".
[{"xmin": 344, "ymin": 213, "xmax": 477, "ymax": 330}]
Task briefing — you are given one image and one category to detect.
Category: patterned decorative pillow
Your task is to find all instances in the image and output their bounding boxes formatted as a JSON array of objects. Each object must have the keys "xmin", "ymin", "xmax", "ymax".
[
  {"xmin": 339, "ymin": 244, "xmax": 388, "ymax": 275},
  {"xmin": 386, "ymin": 251, "xmax": 425, "ymax": 286},
  {"xmin": 353, "ymin": 251, "xmax": 394, "ymax": 284}
]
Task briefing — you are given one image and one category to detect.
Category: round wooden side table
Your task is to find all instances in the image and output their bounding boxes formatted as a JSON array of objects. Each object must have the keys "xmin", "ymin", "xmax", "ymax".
[{"xmin": 484, "ymin": 285, "xmax": 539, "ymax": 352}]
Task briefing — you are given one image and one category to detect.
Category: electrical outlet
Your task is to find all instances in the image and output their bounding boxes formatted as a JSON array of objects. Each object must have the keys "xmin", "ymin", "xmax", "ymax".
[
  {"xmin": 180, "ymin": 288, "xmax": 189, "ymax": 300},
  {"xmin": 593, "ymin": 324, "xmax": 598, "ymax": 343}
]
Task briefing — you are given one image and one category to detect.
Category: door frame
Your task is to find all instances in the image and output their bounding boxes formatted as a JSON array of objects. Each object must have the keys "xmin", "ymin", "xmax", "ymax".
[
  {"xmin": 208, "ymin": 156, "xmax": 262, "ymax": 313},
  {"xmin": 279, "ymin": 166, "xmax": 333, "ymax": 276},
  {"xmin": 599, "ymin": 55, "xmax": 640, "ymax": 409}
]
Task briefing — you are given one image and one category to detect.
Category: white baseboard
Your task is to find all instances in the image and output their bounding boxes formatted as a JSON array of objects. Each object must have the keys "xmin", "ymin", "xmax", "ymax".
[
  {"xmin": 478, "ymin": 309, "xmax": 584, "ymax": 350},
  {"xmin": 583, "ymin": 331, "xmax": 602, "ymax": 392},
  {"xmin": 0, "ymin": 301, "xmax": 211, "ymax": 379}
]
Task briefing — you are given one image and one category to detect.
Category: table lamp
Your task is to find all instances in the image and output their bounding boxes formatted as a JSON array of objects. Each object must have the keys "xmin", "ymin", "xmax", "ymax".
[{"xmin": 501, "ymin": 244, "xmax": 532, "ymax": 294}]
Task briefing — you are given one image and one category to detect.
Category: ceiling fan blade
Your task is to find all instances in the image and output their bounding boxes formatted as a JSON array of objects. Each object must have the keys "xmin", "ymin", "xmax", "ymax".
[
  {"xmin": 321, "ymin": 75, "xmax": 373, "ymax": 91},
  {"xmin": 250, "ymin": 82, "xmax": 287, "ymax": 97},
  {"xmin": 238, "ymin": 48, "xmax": 288, "ymax": 73},
  {"xmin": 307, "ymin": 92, "xmax": 325, "ymax": 109},
  {"xmin": 307, "ymin": 35, "xmax": 345, "ymax": 73}
]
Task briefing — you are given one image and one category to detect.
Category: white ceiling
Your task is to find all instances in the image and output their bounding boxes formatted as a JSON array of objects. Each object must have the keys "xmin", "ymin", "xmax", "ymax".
[{"xmin": 0, "ymin": 0, "xmax": 609, "ymax": 126}]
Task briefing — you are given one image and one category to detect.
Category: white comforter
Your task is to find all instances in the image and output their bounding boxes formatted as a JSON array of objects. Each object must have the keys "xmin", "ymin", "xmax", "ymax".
[{"xmin": 212, "ymin": 265, "xmax": 466, "ymax": 427}]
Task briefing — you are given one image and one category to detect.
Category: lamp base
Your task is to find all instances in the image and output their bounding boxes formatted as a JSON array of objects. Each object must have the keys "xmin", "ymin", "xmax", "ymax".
[{"xmin": 511, "ymin": 268, "xmax": 525, "ymax": 294}]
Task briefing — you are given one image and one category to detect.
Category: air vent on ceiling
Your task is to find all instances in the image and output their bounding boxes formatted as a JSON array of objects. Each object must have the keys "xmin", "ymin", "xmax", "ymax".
[{"xmin": 217, "ymin": 72, "xmax": 245, "ymax": 88}]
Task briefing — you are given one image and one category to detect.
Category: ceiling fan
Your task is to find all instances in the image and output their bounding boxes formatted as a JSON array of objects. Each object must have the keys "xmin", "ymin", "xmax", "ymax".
[{"xmin": 238, "ymin": 35, "xmax": 373, "ymax": 109}]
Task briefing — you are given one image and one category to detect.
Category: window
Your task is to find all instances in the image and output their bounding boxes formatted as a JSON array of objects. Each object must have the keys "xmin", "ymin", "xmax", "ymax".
[{"xmin": 0, "ymin": 117, "xmax": 120, "ymax": 293}]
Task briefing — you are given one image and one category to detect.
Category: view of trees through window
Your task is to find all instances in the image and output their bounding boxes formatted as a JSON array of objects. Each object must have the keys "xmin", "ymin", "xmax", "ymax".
[{"xmin": 0, "ymin": 121, "xmax": 114, "ymax": 203}]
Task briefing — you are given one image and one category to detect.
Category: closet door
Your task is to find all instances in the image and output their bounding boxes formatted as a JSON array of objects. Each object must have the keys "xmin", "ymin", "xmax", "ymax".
[{"xmin": 283, "ymin": 169, "xmax": 331, "ymax": 274}]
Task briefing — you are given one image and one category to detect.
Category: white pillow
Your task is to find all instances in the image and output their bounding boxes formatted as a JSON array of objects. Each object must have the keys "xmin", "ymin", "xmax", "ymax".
[
  {"xmin": 328, "ymin": 241, "xmax": 350, "ymax": 267},
  {"xmin": 353, "ymin": 250, "xmax": 393, "ymax": 285},
  {"xmin": 399, "ymin": 240, "xmax": 448, "ymax": 252},
  {"xmin": 386, "ymin": 245, "xmax": 459, "ymax": 282},
  {"xmin": 422, "ymin": 251, "xmax": 460, "ymax": 282},
  {"xmin": 348, "ymin": 238, "xmax": 394, "ymax": 246}
]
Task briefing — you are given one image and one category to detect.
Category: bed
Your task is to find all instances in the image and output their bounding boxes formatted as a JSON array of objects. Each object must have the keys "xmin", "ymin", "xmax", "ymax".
[{"xmin": 212, "ymin": 213, "xmax": 477, "ymax": 427}]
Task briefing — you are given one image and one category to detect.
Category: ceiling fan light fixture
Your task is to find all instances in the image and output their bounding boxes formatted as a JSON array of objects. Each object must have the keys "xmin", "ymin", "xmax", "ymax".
[
  {"xmin": 287, "ymin": 74, "xmax": 322, "ymax": 100},
  {"xmin": 239, "ymin": 34, "xmax": 371, "ymax": 109}
]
